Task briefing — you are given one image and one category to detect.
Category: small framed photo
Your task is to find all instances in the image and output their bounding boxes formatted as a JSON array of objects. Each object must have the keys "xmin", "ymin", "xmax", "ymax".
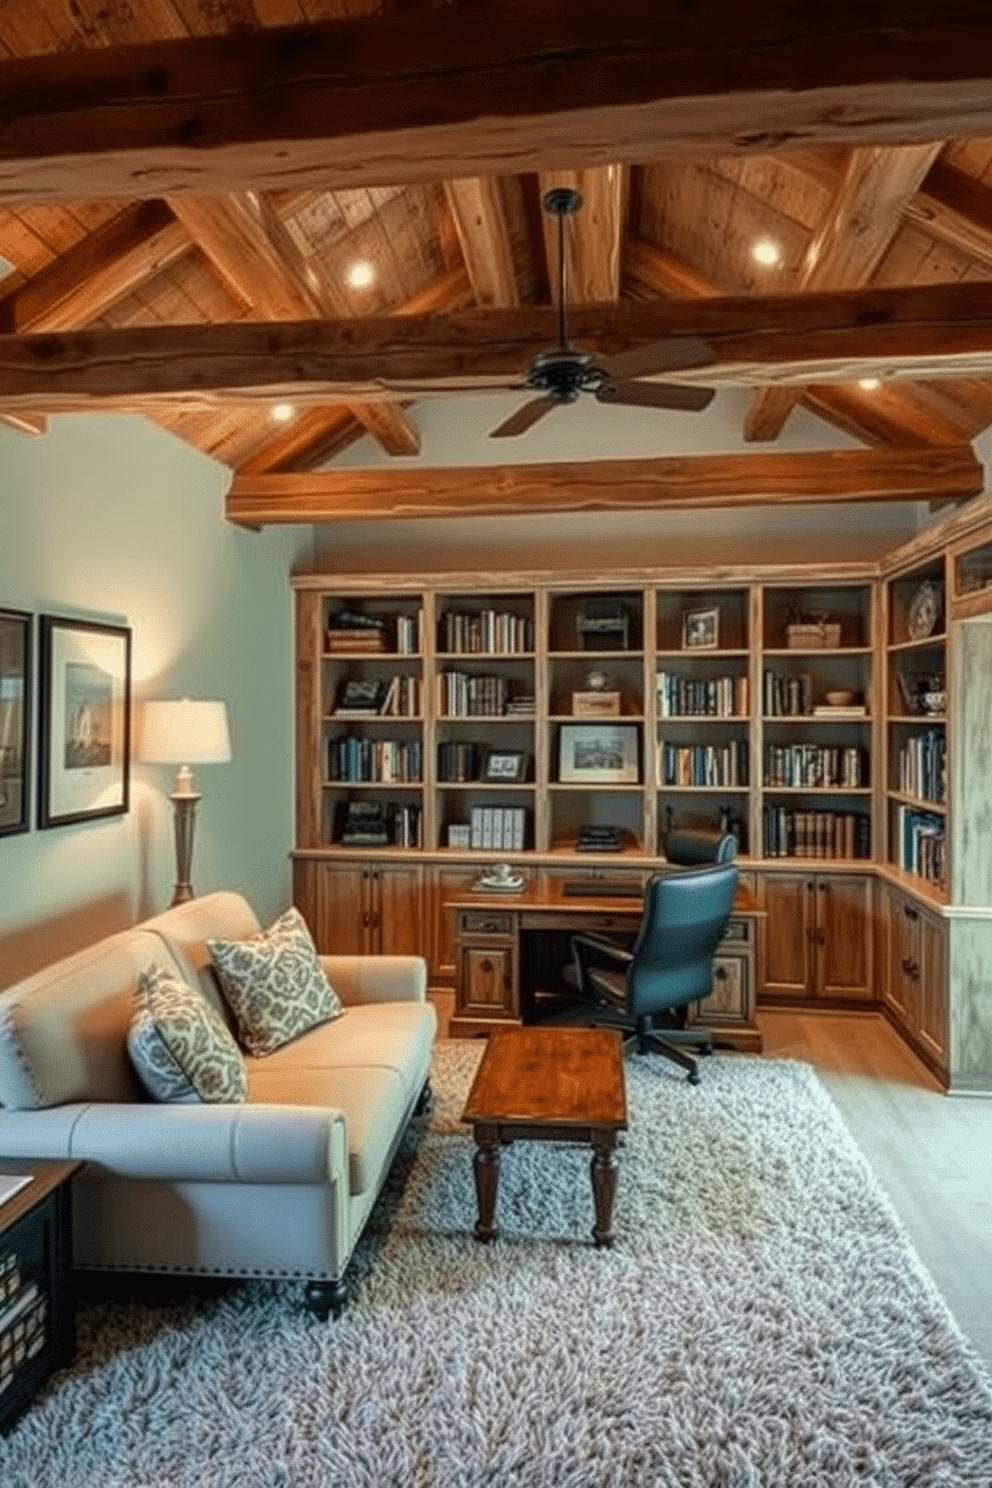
[
  {"xmin": 682, "ymin": 607, "xmax": 720, "ymax": 650},
  {"xmin": 0, "ymin": 607, "xmax": 31, "ymax": 838},
  {"xmin": 559, "ymin": 723, "xmax": 640, "ymax": 785},
  {"xmin": 38, "ymin": 615, "xmax": 131, "ymax": 829},
  {"xmin": 483, "ymin": 750, "xmax": 527, "ymax": 783}
]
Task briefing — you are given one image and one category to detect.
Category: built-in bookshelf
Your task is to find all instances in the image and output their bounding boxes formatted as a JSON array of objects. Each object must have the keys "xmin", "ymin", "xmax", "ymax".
[
  {"xmin": 884, "ymin": 557, "xmax": 947, "ymax": 893},
  {"xmin": 297, "ymin": 574, "xmax": 883, "ymax": 862}
]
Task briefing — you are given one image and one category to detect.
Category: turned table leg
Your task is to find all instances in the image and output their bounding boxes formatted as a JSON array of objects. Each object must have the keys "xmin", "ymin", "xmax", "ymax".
[
  {"xmin": 590, "ymin": 1129, "xmax": 620, "ymax": 1248},
  {"xmin": 472, "ymin": 1121, "xmax": 501, "ymax": 1242}
]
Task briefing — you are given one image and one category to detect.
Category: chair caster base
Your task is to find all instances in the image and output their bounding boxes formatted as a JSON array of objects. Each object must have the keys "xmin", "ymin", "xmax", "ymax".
[{"xmin": 304, "ymin": 1278, "xmax": 347, "ymax": 1320}]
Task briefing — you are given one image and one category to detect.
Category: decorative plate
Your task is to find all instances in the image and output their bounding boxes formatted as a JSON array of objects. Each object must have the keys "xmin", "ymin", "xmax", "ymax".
[{"xmin": 907, "ymin": 580, "xmax": 941, "ymax": 642}]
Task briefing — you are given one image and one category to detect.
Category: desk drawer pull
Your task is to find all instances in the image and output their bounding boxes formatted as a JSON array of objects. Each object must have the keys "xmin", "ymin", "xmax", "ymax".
[{"xmin": 460, "ymin": 912, "xmax": 512, "ymax": 935}]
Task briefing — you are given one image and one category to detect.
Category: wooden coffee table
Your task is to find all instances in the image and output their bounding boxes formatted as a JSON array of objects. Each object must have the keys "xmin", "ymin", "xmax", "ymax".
[{"xmin": 462, "ymin": 1026, "xmax": 628, "ymax": 1247}]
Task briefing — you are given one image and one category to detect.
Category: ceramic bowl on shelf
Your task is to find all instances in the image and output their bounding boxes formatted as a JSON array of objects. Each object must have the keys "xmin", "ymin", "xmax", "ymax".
[
  {"xmin": 824, "ymin": 690, "xmax": 855, "ymax": 706},
  {"xmin": 923, "ymin": 691, "xmax": 947, "ymax": 715}
]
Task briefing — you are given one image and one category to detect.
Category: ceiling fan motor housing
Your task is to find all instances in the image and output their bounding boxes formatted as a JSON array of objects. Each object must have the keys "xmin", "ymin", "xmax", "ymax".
[{"xmin": 526, "ymin": 350, "xmax": 602, "ymax": 403}]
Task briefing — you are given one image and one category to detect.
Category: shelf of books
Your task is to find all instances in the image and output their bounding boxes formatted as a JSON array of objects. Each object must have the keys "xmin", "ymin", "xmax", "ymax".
[{"xmin": 885, "ymin": 558, "xmax": 947, "ymax": 894}]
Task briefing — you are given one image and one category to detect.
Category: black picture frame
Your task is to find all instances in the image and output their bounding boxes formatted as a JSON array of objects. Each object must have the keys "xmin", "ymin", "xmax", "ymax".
[
  {"xmin": 558, "ymin": 723, "xmax": 640, "ymax": 784},
  {"xmin": 0, "ymin": 607, "xmax": 31, "ymax": 838},
  {"xmin": 483, "ymin": 750, "xmax": 527, "ymax": 783},
  {"xmin": 38, "ymin": 615, "xmax": 131, "ymax": 830}
]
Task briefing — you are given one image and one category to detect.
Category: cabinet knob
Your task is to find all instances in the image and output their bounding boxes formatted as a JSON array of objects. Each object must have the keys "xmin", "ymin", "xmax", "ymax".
[
  {"xmin": 806, "ymin": 881, "xmax": 815, "ymax": 892},
  {"xmin": 481, "ymin": 921, "xmax": 499, "ymax": 933},
  {"xmin": 480, "ymin": 958, "xmax": 492, "ymax": 974},
  {"xmin": 362, "ymin": 912, "xmax": 370, "ymax": 928},
  {"xmin": 715, "ymin": 966, "xmax": 727, "ymax": 981},
  {"xmin": 817, "ymin": 926, "xmax": 826, "ymax": 945},
  {"xmin": 905, "ymin": 905, "xmax": 918, "ymax": 922}
]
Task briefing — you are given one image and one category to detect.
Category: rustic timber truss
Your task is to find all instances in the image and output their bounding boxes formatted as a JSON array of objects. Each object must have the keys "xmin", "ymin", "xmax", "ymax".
[{"xmin": 3, "ymin": 3, "xmax": 992, "ymax": 524}]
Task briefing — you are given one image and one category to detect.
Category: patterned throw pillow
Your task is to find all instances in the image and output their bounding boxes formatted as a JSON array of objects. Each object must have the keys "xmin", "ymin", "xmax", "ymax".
[
  {"xmin": 128, "ymin": 963, "xmax": 247, "ymax": 1104},
  {"xmin": 207, "ymin": 907, "xmax": 343, "ymax": 1057}
]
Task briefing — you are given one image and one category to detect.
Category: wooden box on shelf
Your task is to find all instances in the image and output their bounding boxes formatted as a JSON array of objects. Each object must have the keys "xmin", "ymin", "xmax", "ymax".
[
  {"xmin": 786, "ymin": 621, "xmax": 841, "ymax": 649},
  {"xmin": 571, "ymin": 690, "xmax": 621, "ymax": 717}
]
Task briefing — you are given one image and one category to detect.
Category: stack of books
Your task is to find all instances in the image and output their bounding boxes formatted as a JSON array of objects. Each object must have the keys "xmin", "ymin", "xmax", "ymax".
[
  {"xmin": 438, "ymin": 742, "xmax": 480, "ymax": 782},
  {"xmin": 575, "ymin": 825, "xmax": 624, "ymax": 852},
  {"xmin": 325, "ymin": 611, "xmax": 389, "ymax": 653}
]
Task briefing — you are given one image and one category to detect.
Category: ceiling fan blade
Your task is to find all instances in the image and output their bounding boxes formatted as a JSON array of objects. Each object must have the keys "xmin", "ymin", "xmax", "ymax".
[
  {"xmin": 596, "ymin": 335, "xmax": 717, "ymax": 383},
  {"xmin": 489, "ymin": 395, "xmax": 562, "ymax": 438},
  {"xmin": 596, "ymin": 380, "xmax": 716, "ymax": 413}
]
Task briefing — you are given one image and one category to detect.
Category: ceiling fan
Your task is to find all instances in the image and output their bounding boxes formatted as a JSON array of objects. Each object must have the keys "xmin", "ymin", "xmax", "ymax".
[{"xmin": 489, "ymin": 187, "xmax": 718, "ymax": 439}]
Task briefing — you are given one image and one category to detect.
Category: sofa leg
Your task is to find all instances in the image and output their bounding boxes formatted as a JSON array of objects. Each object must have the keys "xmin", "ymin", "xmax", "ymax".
[
  {"xmin": 304, "ymin": 1278, "xmax": 347, "ymax": 1320},
  {"xmin": 415, "ymin": 1079, "xmax": 433, "ymax": 1116}
]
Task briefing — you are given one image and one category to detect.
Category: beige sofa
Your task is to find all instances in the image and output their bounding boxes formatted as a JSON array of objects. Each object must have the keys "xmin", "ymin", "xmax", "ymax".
[{"xmin": 0, "ymin": 891, "xmax": 436, "ymax": 1316}]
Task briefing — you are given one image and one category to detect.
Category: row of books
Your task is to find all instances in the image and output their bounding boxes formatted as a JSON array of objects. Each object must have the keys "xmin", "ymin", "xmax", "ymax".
[
  {"xmin": 325, "ymin": 609, "xmax": 421, "ymax": 655},
  {"xmin": 895, "ymin": 805, "xmax": 946, "ymax": 885},
  {"xmin": 659, "ymin": 741, "xmax": 748, "ymax": 788},
  {"xmin": 437, "ymin": 671, "xmax": 526, "ymax": 718},
  {"xmin": 438, "ymin": 742, "xmax": 481, "ymax": 783},
  {"xmin": 656, "ymin": 672, "xmax": 749, "ymax": 718},
  {"xmin": 762, "ymin": 807, "xmax": 870, "ymax": 859},
  {"xmin": 468, "ymin": 805, "xmax": 527, "ymax": 851},
  {"xmin": 897, "ymin": 729, "xmax": 947, "ymax": 804},
  {"xmin": 439, "ymin": 610, "xmax": 534, "ymax": 655},
  {"xmin": 327, "ymin": 737, "xmax": 422, "ymax": 784},
  {"xmin": 338, "ymin": 801, "xmax": 422, "ymax": 848},
  {"xmin": 763, "ymin": 744, "xmax": 864, "ymax": 789},
  {"xmin": 334, "ymin": 675, "xmax": 421, "ymax": 717}
]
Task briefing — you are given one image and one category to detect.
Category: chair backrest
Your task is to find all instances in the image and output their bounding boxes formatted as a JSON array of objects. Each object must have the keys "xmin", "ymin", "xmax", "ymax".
[
  {"xmin": 664, "ymin": 826, "xmax": 738, "ymax": 866},
  {"xmin": 626, "ymin": 862, "xmax": 739, "ymax": 1017}
]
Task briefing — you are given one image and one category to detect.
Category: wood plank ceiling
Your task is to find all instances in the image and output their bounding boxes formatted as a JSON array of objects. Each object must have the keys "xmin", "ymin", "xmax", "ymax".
[{"xmin": 3, "ymin": 4, "xmax": 992, "ymax": 522}]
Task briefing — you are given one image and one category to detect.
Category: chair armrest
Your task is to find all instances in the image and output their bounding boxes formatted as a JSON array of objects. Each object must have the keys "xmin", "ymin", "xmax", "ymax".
[
  {"xmin": 2, "ymin": 1103, "xmax": 348, "ymax": 1185},
  {"xmin": 319, "ymin": 955, "xmax": 427, "ymax": 1006},
  {"xmin": 569, "ymin": 932, "xmax": 634, "ymax": 964}
]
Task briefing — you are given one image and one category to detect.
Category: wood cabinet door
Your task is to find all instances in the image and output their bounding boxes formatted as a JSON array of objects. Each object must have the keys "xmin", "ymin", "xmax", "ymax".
[
  {"xmin": 817, "ymin": 874, "xmax": 872, "ymax": 1000},
  {"xmin": 458, "ymin": 943, "xmax": 517, "ymax": 1019},
  {"xmin": 299, "ymin": 859, "xmax": 372, "ymax": 956},
  {"xmin": 372, "ymin": 864, "xmax": 425, "ymax": 958},
  {"xmin": 427, "ymin": 867, "xmax": 480, "ymax": 985},
  {"xmin": 917, "ymin": 909, "xmax": 948, "ymax": 1069},
  {"xmin": 878, "ymin": 883, "xmax": 910, "ymax": 1023},
  {"xmin": 760, "ymin": 873, "xmax": 813, "ymax": 997},
  {"xmin": 700, "ymin": 951, "xmax": 748, "ymax": 1021}
]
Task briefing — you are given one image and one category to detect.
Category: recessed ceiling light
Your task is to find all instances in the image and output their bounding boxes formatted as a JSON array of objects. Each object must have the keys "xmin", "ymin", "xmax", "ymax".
[
  {"xmin": 272, "ymin": 403, "xmax": 294, "ymax": 422},
  {"xmin": 751, "ymin": 239, "xmax": 781, "ymax": 267},
  {"xmin": 858, "ymin": 378, "xmax": 881, "ymax": 391},
  {"xmin": 346, "ymin": 261, "xmax": 374, "ymax": 289}
]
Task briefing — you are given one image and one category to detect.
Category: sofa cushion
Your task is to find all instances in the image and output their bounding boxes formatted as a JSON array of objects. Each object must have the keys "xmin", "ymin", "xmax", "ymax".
[
  {"xmin": 251, "ymin": 1002, "xmax": 436, "ymax": 1104},
  {"xmin": 247, "ymin": 1063, "xmax": 409, "ymax": 1196},
  {"xmin": 141, "ymin": 891, "xmax": 263, "ymax": 1031},
  {"xmin": 0, "ymin": 930, "xmax": 185, "ymax": 1109},
  {"xmin": 208, "ymin": 907, "xmax": 343, "ymax": 1056},
  {"xmin": 128, "ymin": 963, "xmax": 247, "ymax": 1105}
]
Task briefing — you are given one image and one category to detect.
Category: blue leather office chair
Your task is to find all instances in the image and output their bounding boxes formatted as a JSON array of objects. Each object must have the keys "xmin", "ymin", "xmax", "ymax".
[{"xmin": 569, "ymin": 842, "xmax": 738, "ymax": 1084}]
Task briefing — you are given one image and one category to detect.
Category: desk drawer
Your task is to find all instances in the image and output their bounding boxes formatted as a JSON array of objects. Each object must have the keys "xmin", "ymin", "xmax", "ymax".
[
  {"xmin": 459, "ymin": 911, "xmax": 514, "ymax": 937},
  {"xmin": 722, "ymin": 916, "xmax": 750, "ymax": 943}
]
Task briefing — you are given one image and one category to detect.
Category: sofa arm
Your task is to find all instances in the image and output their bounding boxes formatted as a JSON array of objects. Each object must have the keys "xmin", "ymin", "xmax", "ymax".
[
  {"xmin": 3, "ymin": 1103, "xmax": 348, "ymax": 1186},
  {"xmin": 319, "ymin": 955, "xmax": 428, "ymax": 1006}
]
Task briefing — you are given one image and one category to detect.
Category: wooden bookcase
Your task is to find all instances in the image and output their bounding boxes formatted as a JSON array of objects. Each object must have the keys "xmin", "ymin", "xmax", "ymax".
[{"xmin": 293, "ymin": 526, "xmax": 992, "ymax": 1091}]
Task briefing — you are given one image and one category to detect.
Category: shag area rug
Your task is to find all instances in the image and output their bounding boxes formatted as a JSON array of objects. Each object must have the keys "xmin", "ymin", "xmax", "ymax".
[{"xmin": 2, "ymin": 1046, "xmax": 991, "ymax": 1488}]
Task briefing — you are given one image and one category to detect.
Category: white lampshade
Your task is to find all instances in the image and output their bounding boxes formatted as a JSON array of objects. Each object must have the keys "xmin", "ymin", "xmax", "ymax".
[{"xmin": 140, "ymin": 699, "xmax": 231, "ymax": 765}]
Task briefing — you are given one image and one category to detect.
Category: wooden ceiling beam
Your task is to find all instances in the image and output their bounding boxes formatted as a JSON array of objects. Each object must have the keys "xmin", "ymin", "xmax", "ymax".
[
  {"xmin": 622, "ymin": 233, "xmax": 969, "ymax": 449},
  {"xmin": 0, "ymin": 199, "xmax": 188, "ymax": 333},
  {"xmin": 169, "ymin": 189, "xmax": 420, "ymax": 457},
  {"xmin": 443, "ymin": 178, "xmax": 520, "ymax": 309},
  {"xmin": 13, "ymin": 280, "xmax": 992, "ymax": 409},
  {"xmin": 0, "ymin": 411, "xmax": 46, "ymax": 436},
  {"xmin": 539, "ymin": 166, "xmax": 628, "ymax": 303},
  {"xmin": 745, "ymin": 143, "xmax": 943, "ymax": 441},
  {"xmin": 225, "ymin": 446, "xmax": 983, "ymax": 527},
  {"xmin": 906, "ymin": 155, "xmax": 992, "ymax": 269},
  {"xmin": 3, "ymin": 7, "xmax": 992, "ymax": 203}
]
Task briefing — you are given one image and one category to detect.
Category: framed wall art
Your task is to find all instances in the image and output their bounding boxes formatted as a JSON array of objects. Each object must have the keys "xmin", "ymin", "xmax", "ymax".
[
  {"xmin": 38, "ymin": 615, "xmax": 131, "ymax": 829},
  {"xmin": 558, "ymin": 723, "xmax": 640, "ymax": 785},
  {"xmin": 0, "ymin": 607, "xmax": 31, "ymax": 837},
  {"xmin": 483, "ymin": 750, "xmax": 527, "ymax": 783},
  {"xmin": 682, "ymin": 607, "xmax": 720, "ymax": 650}
]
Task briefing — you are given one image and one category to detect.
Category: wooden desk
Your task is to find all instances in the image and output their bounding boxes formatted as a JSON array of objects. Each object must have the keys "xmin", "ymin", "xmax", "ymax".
[{"xmin": 447, "ymin": 877, "xmax": 764, "ymax": 1049}]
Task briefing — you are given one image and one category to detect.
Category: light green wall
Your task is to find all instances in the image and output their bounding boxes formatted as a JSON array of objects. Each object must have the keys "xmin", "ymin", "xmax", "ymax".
[{"xmin": 0, "ymin": 415, "xmax": 310, "ymax": 978}]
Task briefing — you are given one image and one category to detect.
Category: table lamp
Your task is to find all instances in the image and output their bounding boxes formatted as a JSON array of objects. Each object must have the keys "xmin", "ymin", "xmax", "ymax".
[{"xmin": 140, "ymin": 699, "xmax": 231, "ymax": 905}]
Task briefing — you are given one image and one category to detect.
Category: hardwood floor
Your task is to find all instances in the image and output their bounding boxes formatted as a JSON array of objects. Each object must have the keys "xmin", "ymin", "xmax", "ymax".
[{"xmin": 430, "ymin": 993, "xmax": 992, "ymax": 1373}]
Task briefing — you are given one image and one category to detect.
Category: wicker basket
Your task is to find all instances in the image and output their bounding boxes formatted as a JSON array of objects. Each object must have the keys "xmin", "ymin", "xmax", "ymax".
[{"xmin": 786, "ymin": 621, "xmax": 841, "ymax": 650}]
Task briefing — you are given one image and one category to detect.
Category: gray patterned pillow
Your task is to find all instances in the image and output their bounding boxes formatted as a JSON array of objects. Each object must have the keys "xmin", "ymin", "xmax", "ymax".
[
  {"xmin": 207, "ymin": 907, "xmax": 343, "ymax": 1057},
  {"xmin": 128, "ymin": 963, "xmax": 247, "ymax": 1104}
]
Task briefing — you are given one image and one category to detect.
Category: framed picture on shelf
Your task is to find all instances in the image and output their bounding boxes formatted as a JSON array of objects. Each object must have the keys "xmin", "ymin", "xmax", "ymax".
[
  {"xmin": 682, "ymin": 607, "xmax": 720, "ymax": 650},
  {"xmin": 559, "ymin": 723, "xmax": 640, "ymax": 785},
  {"xmin": 0, "ymin": 607, "xmax": 31, "ymax": 837},
  {"xmin": 37, "ymin": 615, "xmax": 131, "ymax": 829},
  {"xmin": 483, "ymin": 750, "xmax": 527, "ymax": 783}
]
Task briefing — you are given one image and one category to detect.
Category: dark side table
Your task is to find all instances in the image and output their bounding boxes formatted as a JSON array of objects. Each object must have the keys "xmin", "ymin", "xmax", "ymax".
[{"xmin": 0, "ymin": 1159, "xmax": 81, "ymax": 1434}]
